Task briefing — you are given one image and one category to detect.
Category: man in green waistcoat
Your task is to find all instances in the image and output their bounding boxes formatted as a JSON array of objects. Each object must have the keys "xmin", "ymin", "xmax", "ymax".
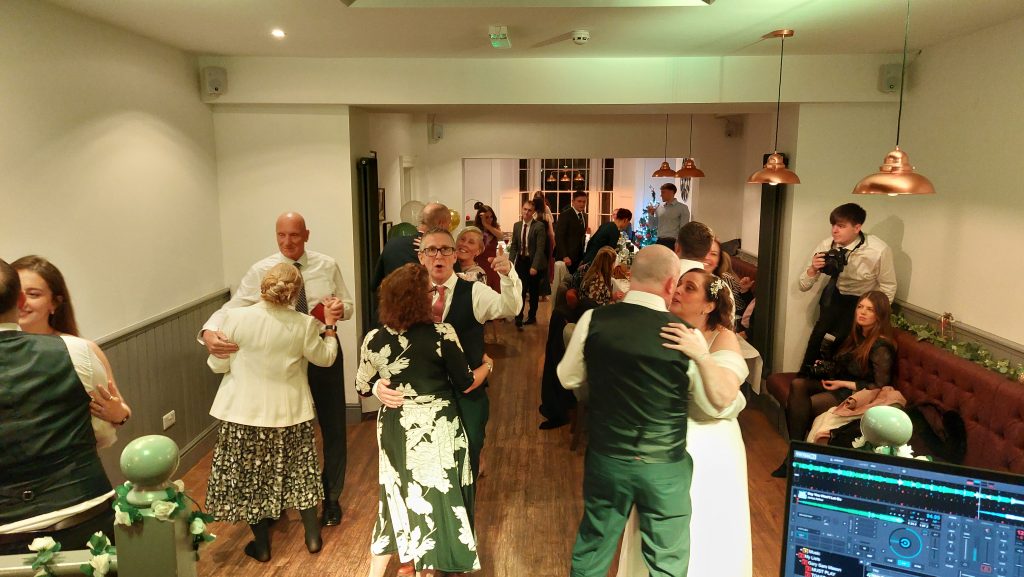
[
  {"xmin": 557, "ymin": 244, "xmax": 692, "ymax": 577},
  {"xmin": 0, "ymin": 259, "xmax": 116, "ymax": 555}
]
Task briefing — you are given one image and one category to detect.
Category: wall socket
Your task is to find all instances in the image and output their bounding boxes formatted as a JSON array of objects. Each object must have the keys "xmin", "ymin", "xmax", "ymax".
[{"xmin": 162, "ymin": 410, "xmax": 176, "ymax": 430}]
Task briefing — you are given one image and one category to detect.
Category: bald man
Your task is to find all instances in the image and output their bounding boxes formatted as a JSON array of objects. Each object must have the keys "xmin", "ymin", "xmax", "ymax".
[
  {"xmin": 373, "ymin": 202, "xmax": 452, "ymax": 290},
  {"xmin": 558, "ymin": 245, "xmax": 694, "ymax": 577},
  {"xmin": 199, "ymin": 212, "xmax": 354, "ymax": 526}
]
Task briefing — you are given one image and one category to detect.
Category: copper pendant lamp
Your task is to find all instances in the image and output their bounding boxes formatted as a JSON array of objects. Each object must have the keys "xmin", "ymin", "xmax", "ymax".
[
  {"xmin": 573, "ymin": 171, "xmax": 584, "ymax": 182},
  {"xmin": 676, "ymin": 114, "xmax": 705, "ymax": 178},
  {"xmin": 853, "ymin": 0, "xmax": 934, "ymax": 196},
  {"xmin": 652, "ymin": 115, "xmax": 678, "ymax": 178},
  {"xmin": 546, "ymin": 172, "xmax": 556, "ymax": 183},
  {"xmin": 747, "ymin": 29, "xmax": 800, "ymax": 186}
]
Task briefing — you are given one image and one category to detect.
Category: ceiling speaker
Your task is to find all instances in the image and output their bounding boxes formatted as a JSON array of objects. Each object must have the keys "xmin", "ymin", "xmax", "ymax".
[
  {"xmin": 878, "ymin": 63, "xmax": 902, "ymax": 93},
  {"xmin": 200, "ymin": 67, "xmax": 227, "ymax": 99}
]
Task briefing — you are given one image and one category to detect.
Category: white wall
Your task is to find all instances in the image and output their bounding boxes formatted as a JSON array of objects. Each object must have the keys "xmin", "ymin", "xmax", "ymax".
[
  {"xmin": 0, "ymin": 0, "xmax": 221, "ymax": 339},
  {"xmin": 774, "ymin": 17, "xmax": 1024, "ymax": 369},
  {"xmin": 212, "ymin": 105, "xmax": 361, "ymax": 403},
  {"xmin": 369, "ymin": 113, "xmax": 764, "ymax": 244}
]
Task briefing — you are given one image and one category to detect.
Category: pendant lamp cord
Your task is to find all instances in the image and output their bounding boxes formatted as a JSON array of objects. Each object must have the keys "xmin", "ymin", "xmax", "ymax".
[
  {"xmin": 773, "ymin": 35, "xmax": 785, "ymax": 152},
  {"xmin": 664, "ymin": 115, "xmax": 670, "ymax": 160},
  {"xmin": 896, "ymin": 0, "xmax": 911, "ymax": 147},
  {"xmin": 688, "ymin": 114, "xmax": 694, "ymax": 158}
]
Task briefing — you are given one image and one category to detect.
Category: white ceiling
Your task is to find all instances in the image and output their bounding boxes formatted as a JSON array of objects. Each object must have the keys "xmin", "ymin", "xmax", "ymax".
[{"xmin": 44, "ymin": 0, "xmax": 1024, "ymax": 59}]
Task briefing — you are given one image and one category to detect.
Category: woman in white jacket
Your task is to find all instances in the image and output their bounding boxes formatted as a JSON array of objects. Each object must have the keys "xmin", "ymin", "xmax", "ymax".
[{"xmin": 205, "ymin": 263, "xmax": 341, "ymax": 563}]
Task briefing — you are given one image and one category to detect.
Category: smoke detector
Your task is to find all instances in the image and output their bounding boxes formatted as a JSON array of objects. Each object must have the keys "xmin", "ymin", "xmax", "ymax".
[{"xmin": 572, "ymin": 29, "xmax": 590, "ymax": 45}]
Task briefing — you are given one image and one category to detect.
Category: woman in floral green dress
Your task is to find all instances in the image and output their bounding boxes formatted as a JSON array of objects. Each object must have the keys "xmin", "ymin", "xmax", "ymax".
[{"xmin": 357, "ymin": 263, "xmax": 484, "ymax": 576}]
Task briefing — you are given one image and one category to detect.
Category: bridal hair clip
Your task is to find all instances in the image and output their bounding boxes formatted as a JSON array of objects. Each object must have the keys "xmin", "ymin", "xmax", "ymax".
[{"xmin": 708, "ymin": 277, "xmax": 726, "ymax": 298}]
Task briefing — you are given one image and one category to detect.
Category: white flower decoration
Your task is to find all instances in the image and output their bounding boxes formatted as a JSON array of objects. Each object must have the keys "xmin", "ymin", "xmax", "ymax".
[
  {"xmin": 113, "ymin": 504, "xmax": 132, "ymax": 526},
  {"xmin": 90, "ymin": 553, "xmax": 111, "ymax": 577},
  {"xmin": 87, "ymin": 532, "xmax": 110, "ymax": 550},
  {"xmin": 189, "ymin": 517, "xmax": 207, "ymax": 535},
  {"xmin": 172, "ymin": 479, "xmax": 186, "ymax": 493},
  {"xmin": 150, "ymin": 500, "xmax": 178, "ymax": 521},
  {"xmin": 28, "ymin": 537, "xmax": 56, "ymax": 552}
]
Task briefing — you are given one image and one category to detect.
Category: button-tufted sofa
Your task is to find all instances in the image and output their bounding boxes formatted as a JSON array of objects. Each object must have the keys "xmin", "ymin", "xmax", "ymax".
[{"xmin": 766, "ymin": 328, "xmax": 1024, "ymax": 473}]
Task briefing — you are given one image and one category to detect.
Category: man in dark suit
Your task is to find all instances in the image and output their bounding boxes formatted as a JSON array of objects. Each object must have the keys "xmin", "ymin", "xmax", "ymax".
[
  {"xmin": 582, "ymin": 207, "xmax": 633, "ymax": 265},
  {"xmin": 555, "ymin": 190, "xmax": 588, "ymax": 274},
  {"xmin": 508, "ymin": 199, "xmax": 548, "ymax": 328},
  {"xmin": 372, "ymin": 202, "xmax": 452, "ymax": 290}
]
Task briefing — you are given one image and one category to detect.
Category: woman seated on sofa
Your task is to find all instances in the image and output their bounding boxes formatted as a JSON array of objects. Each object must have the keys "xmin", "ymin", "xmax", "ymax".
[{"xmin": 773, "ymin": 290, "xmax": 897, "ymax": 477}]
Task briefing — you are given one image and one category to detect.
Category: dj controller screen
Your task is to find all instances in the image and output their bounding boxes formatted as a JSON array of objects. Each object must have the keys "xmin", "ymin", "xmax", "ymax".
[{"xmin": 781, "ymin": 445, "xmax": 1024, "ymax": 577}]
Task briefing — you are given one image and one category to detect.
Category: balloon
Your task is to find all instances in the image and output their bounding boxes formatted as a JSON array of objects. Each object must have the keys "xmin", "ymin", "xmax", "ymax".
[
  {"xmin": 388, "ymin": 222, "xmax": 419, "ymax": 239},
  {"xmin": 861, "ymin": 406, "xmax": 913, "ymax": 448},
  {"xmin": 448, "ymin": 209, "xmax": 461, "ymax": 231},
  {"xmin": 400, "ymin": 201, "xmax": 425, "ymax": 225}
]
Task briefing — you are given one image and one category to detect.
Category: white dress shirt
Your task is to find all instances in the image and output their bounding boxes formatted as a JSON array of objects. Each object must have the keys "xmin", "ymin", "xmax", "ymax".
[
  {"xmin": 207, "ymin": 301, "xmax": 338, "ymax": 427},
  {"xmin": 679, "ymin": 258, "xmax": 706, "ymax": 275},
  {"xmin": 0, "ymin": 324, "xmax": 115, "ymax": 533},
  {"xmin": 798, "ymin": 234, "xmax": 897, "ymax": 302},
  {"xmin": 555, "ymin": 291, "xmax": 725, "ymax": 417},
  {"xmin": 431, "ymin": 267, "xmax": 523, "ymax": 324},
  {"xmin": 200, "ymin": 250, "xmax": 353, "ymax": 339}
]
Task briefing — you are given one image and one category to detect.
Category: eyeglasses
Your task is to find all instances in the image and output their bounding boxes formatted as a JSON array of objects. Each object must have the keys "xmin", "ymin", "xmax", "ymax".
[{"xmin": 420, "ymin": 246, "xmax": 456, "ymax": 257}]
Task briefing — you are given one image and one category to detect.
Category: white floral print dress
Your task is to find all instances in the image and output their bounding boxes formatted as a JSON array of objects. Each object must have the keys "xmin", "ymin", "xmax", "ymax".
[{"xmin": 356, "ymin": 322, "xmax": 481, "ymax": 573}]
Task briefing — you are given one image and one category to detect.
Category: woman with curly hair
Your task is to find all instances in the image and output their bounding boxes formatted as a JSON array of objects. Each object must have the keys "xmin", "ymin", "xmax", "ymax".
[
  {"xmin": 205, "ymin": 262, "xmax": 342, "ymax": 562},
  {"xmin": 357, "ymin": 263, "xmax": 486, "ymax": 576}
]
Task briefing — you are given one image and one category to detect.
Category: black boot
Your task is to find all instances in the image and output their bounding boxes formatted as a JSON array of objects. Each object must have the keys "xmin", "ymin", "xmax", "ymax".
[
  {"xmin": 771, "ymin": 459, "xmax": 789, "ymax": 479},
  {"xmin": 244, "ymin": 519, "xmax": 271, "ymax": 562},
  {"xmin": 300, "ymin": 507, "xmax": 323, "ymax": 553}
]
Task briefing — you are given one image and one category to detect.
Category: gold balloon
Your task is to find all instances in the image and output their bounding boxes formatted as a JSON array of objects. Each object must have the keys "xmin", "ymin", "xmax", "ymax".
[{"xmin": 449, "ymin": 209, "xmax": 461, "ymax": 231}]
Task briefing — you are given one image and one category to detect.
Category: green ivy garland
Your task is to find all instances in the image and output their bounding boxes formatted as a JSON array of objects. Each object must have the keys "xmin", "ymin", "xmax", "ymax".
[
  {"xmin": 892, "ymin": 313, "xmax": 1024, "ymax": 383},
  {"xmin": 112, "ymin": 480, "xmax": 216, "ymax": 556}
]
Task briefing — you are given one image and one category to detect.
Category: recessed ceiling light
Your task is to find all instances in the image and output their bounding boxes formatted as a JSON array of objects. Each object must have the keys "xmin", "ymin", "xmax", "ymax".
[{"xmin": 271, "ymin": 28, "xmax": 286, "ymax": 39}]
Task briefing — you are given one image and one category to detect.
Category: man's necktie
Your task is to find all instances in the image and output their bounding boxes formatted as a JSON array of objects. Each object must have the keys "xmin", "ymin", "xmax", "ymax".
[
  {"xmin": 819, "ymin": 247, "xmax": 848, "ymax": 308},
  {"xmin": 578, "ymin": 211, "xmax": 585, "ymax": 226},
  {"xmin": 521, "ymin": 222, "xmax": 529, "ymax": 258},
  {"xmin": 431, "ymin": 284, "xmax": 446, "ymax": 323},
  {"xmin": 293, "ymin": 261, "xmax": 309, "ymax": 314}
]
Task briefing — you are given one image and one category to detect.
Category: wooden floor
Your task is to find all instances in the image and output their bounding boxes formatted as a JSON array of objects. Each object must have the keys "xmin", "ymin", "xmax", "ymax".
[{"xmin": 182, "ymin": 302, "xmax": 790, "ymax": 577}]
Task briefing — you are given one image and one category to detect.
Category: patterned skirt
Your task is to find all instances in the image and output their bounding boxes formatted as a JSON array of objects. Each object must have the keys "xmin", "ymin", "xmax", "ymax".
[{"xmin": 205, "ymin": 420, "xmax": 323, "ymax": 524}]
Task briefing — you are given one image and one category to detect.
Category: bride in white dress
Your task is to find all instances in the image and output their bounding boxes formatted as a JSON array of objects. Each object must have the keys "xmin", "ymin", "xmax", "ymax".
[{"xmin": 617, "ymin": 268, "xmax": 752, "ymax": 577}]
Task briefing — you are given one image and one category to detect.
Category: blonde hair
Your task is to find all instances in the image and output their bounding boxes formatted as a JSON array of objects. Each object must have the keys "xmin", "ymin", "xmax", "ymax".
[
  {"xmin": 261, "ymin": 263, "xmax": 304, "ymax": 306},
  {"xmin": 457, "ymin": 226, "xmax": 484, "ymax": 242}
]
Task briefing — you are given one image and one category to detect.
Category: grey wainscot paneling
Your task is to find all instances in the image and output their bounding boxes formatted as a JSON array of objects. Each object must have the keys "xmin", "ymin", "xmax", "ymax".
[{"xmin": 96, "ymin": 290, "xmax": 228, "ymax": 484}]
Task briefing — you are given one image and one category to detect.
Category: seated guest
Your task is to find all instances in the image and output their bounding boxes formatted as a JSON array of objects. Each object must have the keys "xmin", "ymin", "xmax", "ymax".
[
  {"xmin": 205, "ymin": 263, "xmax": 341, "ymax": 562},
  {"xmin": 772, "ymin": 290, "xmax": 896, "ymax": 477},
  {"xmin": 617, "ymin": 268, "xmax": 751, "ymax": 577},
  {"xmin": 455, "ymin": 226, "xmax": 488, "ymax": 284},
  {"xmin": 675, "ymin": 221, "xmax": 714, "ymax": 273},
  {"xmin": 582, "ymin": 208, "xmax": 632, "ymax": 265},
  {"xmin": 357, "ymin": 264, "xmax": 484, "ymax": 576},
  {"xmin": 12, "ymin": 255, "xmax": 132, "ymax": 426},
  {"xmin": 702, "ymin": 239, "xmax": 754, "ymax": 328},
  {"xmin": 0, "ymin": 258, "xmax": 117, "ymax": 555},
  {"xmin": 539, "ymin": 246, "xmax": 621, "ymax": 431}
]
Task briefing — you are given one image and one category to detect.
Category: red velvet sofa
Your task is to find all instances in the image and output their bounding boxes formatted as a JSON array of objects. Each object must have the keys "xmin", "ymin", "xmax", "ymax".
[{"xmin": 766, "ymin": 328, "xmax": 1024, "ymax": 473}]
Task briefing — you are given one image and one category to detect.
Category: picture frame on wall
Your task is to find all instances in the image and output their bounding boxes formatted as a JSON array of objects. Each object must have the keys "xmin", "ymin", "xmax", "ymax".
[
  {"xmin": 381, "ymin": 221, "xmax": 393, "ymax": 247},
  {"xmin": 378, "ymin": 188, "xmax": 386, "ymax": 221}
]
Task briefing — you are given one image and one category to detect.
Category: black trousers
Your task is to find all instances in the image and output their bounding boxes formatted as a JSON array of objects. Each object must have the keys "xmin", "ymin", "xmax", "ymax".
[
  {"xmin": 516, "ymin": 256, "xmax": 542, "ymax": 321},
  {"xmin": 655, "ymin": 237, "xmax": 677, "ymax": 250},
  {"xmin": 539, "ymin": 309, "xmax": 577, "ymax": 422},
  {"xmin": 0, "ymin": 509, "xmax": 114, "ymax": 556},
  {"xmin": 800, "ymin": 293, "xmax": 860, "ymax": 370},
  {"xmin": 308, "ymin": 343, "xmax": 347, "ymax": 503}
]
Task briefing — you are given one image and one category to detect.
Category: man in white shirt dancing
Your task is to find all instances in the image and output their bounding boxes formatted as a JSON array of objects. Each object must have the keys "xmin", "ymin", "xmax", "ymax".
[{"xmin": 200, "ymin": 212, "xmax": 353, "ymax": 526}]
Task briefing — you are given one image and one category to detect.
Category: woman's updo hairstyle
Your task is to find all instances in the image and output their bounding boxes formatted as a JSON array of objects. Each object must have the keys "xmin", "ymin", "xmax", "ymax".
[
  {"xmin": 260, "ymin": 262, "xmax": 304, "ymax": 306},
  {"xmin": 682, "ymin": 268, "xmax": 736, "ymax": 331}
]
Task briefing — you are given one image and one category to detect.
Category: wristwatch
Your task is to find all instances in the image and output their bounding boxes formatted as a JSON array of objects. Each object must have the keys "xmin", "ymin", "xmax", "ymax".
[
  {"xmin": 484, "ymin": 360, "xmax": 494, "ymax": 373},
  {"xmin": 323, "ymin": 325, "xmax": 337, "ymax": 332}
]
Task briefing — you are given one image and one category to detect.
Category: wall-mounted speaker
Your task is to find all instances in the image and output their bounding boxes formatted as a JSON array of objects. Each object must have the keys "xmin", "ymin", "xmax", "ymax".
[
  {"xmin": 200, "ymin": 66, "xmax": 227, "ymax": 99},
  {"xmin": 878, "ymin": 63, "xmax": 902, "ymax": 93},
  {"xmin": 428, "ymin": 123, "xmax": 444, "ymax": 143}
]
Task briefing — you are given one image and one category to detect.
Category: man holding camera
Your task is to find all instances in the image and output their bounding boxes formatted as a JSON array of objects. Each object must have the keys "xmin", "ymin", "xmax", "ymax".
[{"xmin": 798, "ymin": 203, "xmax": 896, "ymax": 371}]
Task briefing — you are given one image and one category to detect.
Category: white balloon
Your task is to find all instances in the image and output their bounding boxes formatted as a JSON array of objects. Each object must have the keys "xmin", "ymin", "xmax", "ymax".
[{"xmin": 400, "ymin": 201, "xmax": 425, "ymax": 225}]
